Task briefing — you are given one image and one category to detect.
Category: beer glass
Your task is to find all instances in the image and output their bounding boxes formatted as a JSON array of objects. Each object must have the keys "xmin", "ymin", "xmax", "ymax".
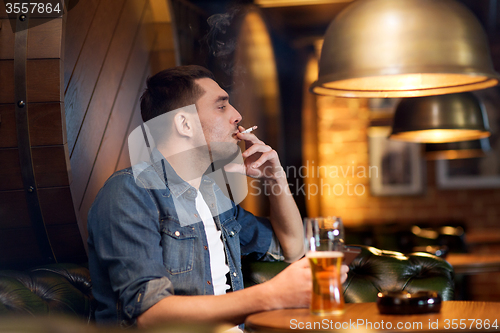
[{"xmin": 304, "ymin": 217, "xmax": 345, "ymax": 315}]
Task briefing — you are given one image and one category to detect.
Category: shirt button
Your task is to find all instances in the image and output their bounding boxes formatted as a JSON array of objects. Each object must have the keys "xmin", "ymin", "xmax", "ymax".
[
  {"xmin": 230, "ymin": 231, "xmax": 235, "ymax": 236},
  {"xmin": 233, "ymin": 272, "xmax": 237, "ymax": 277},
  {"xmin": 175, "ymin": 231, "xmax": 180, "ymax": 236},
  {"xmin": 207, "ymin": 281, "xmax": 211, "ymax": 285},
  {"xmin": 204, "ymin": 246, "xmax": 208, "ymax": 250},
  {"xmin": 194, "ymin": 214, "xmax": 199, "ymax": 218}
]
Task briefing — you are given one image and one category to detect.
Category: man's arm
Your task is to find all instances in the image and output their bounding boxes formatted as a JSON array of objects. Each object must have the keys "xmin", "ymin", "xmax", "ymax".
[
  {"xmin": 137, "ymin": 257, "xmax": 313, "ymax": 329},
  {"xmin": 235, "ymin": 127, "xmax": 304, "ymax": 262}
]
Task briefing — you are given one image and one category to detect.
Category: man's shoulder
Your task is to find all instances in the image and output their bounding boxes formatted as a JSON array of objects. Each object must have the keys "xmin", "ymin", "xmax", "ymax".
[
  {"xmin": 103, "ymin": 163, "xmax": 166, "ymax": 191},
  {"xmin": 88, "ymin": 165, "xmax": 164, "ymax": 226}
]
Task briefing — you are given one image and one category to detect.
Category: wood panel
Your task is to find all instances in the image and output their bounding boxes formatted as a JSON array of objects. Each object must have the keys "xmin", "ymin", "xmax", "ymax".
[
  {"xmin": 0, "ymin": 104, "xmax": 17, "ymax": 148},
  {"xmin": 0, "ymin": 103, "xmax": 65, "ymax": 149},
  {"xmin": 0, "ymin": 228, "xmax": 43, "ymax": 267},
  {"xmin": 0, "ymin": 18, "xmax": 63, "ymax": 60},
  {"xmin": 0, "ymin": 60, "xmax": 14, "ymax": 103},
  {"xmin": 0, "ymin": 1, "xmax": 6, "ymax": 18},
  {"xmin": 0, "ymin": 187, "xmax": 75, "ymax": 230},
  {"xmin": 0, "ymin": 59, "xmax": 61, "ymax": 104},
  {"xmin": 77, "ymin": 2, "xmax": 156, "ymax": 242},
  {"xmin": 64, "ymin": 0, "xmax": 101, "ymax": 90},
  {"xmin": 32, "ymin": 145, "xmax": 71, "ymax": 188},
  {"xmin": 27, "ymin": 60, "xmax": 63, "ymax": 102},
  {"xmin": 38, "ymin": 187, "xmax": 78, "ymax": 225},
  {"xmin": 46, "ymin": 224, "xmax": 87, "ymax": 263},
  {"xmin": 29, "ymin": 103, "xmax": 66, "ymax": 146},
  {"xmin": 0, "ymin": 146, "xmax": 71, "ymax": 190},
  {"xmin": 0, "ymin": 225, "xmax": 86, "ymax": 268},
  {"xmin": 0, "ymin": 0, "xmax": 172, "ymax": 268},
  {"xmin": 64, "ymin": 0, "xmax": 126, "ymax": 152},
  {"xmin": 69, "ymin": 0, "xmax": 147, "ymax": 210},
  {"xmin": 115, "ymin": 95, "xmax": 144, "ymax": 172},
  {"xmin": 0, "ymin": 148, "xmax": 23, "ymax": 190},
  {"xmin": 0, "ymin": 190, "xmax": 30, "ymax": 229}
]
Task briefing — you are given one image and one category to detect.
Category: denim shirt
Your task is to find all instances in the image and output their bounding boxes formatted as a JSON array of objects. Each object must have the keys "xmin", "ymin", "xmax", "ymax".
[{"xmin": 87, "ymin": 152, "xmax": 281, "ymax": 326}]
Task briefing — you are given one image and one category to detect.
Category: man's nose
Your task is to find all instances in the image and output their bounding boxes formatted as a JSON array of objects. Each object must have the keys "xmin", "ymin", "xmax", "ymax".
[{"xmin": 231, "ymin": 105, "xmax": 242, "ymax": 124}]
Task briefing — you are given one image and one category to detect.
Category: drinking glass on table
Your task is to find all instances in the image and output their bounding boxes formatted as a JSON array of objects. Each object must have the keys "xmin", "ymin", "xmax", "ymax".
[{"xmin": 304, "ymin": 216, "xmax": 345, "ymax": 315}]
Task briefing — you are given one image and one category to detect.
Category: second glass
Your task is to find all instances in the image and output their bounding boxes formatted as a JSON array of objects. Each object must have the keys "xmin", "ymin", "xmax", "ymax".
[{"xmin": 304, "ymin": 216, "xmax": 345, "ymax": 315}]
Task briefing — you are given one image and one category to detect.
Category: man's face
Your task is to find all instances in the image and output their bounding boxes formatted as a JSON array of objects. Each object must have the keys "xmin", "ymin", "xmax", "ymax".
[{"xmin": 194, "ymin": 78, "xmax": 242, "ymax": 161}]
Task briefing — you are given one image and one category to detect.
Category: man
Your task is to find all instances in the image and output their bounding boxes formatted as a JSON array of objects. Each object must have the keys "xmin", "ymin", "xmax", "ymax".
[{"xmin": 87, "ymin": 65, "xmax": 347, "ymax": 328}]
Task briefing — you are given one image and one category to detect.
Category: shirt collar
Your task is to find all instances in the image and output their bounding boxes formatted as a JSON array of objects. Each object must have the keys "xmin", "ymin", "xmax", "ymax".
[{"xmin": 150, "ymin": 149, "xmax": 215, "ymax": 199}]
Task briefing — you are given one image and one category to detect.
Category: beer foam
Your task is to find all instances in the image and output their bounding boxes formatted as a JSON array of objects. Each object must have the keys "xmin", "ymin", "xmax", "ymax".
[{"xmin": 306, "ymin": 251, "xmax": 343, "ymax": 258}]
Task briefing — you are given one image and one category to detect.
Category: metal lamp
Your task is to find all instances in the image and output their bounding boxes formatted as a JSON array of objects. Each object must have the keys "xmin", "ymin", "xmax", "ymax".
[
  {"xmin": 310, "ymin": 0, "xmax": 500, "ymax": 97},
  {"xmin": 390, "ymin": 93, "xmax": 491, "ymax": 143},
  {"xmin": 425, "ymin": 138, "xmax": 491, "ymax": 160}
]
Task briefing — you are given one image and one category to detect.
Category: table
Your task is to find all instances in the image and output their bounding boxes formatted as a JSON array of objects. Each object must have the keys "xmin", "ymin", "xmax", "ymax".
[
  {"xmin": 446, "ymin": 254, "xmax": 500, "ymax": 274},
  {"xmin": 245, "ymin": 301, "xmax": 500, "ymax": 332}
]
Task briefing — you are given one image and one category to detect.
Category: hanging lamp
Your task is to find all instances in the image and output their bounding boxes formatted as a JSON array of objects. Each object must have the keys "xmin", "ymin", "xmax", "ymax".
[
  {"xmin": 390, "ymin": 92, "xmax": 491, "ymax": 143},
  {"xmin": 425, "ymin": 138, "xmax": 491, "ymax": 160},
  {"xmin": 310, "ymin": 0, "xmax": 500, "ymax": 97}
]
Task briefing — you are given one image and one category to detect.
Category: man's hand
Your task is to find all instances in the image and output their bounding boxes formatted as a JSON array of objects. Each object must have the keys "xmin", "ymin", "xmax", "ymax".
[
  {"xmin": 137, "ymin": 259, "xmax": 350, "ymax": 329},
  {"xmin": 227, "ymin": 125, "xmax": 303, "ymax": 262},
  {"xmin": 264, "ymin": 258, "xmax": 312, "ymax": 309},
  {"xmin": 340, "ymin": 264, "xmax": 349, "ymax": 284},
  {"xmin": 231, "ymin": 125, "xmax": 285, "ymax": 180},
  {"xmin": 264, "ymin": 258, "xmax": 350, "ymax": 309}
]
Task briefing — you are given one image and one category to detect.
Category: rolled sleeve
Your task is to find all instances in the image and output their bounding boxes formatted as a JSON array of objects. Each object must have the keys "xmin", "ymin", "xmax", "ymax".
[
  {"xmin": 261, "ymin": 232, "xmax": 285, "ymax": 262},
  {"xmin": 140, "ymin": 277, "xmax": 174, "ymax": 314},
  {"xmin": 88, "ymin": 171, "xmax": 173, "ymax": 322}
]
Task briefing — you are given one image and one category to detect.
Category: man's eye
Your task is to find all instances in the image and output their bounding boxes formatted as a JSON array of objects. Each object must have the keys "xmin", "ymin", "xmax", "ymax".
[{"xmin": 219, "ymin": 105, "xmax": 226, "ymax": 110}]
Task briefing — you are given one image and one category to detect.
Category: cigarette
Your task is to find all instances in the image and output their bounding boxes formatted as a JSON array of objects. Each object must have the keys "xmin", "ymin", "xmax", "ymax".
[{"xmin": 241, "ymin": 126, "xmax": 258, "ymax": 134}]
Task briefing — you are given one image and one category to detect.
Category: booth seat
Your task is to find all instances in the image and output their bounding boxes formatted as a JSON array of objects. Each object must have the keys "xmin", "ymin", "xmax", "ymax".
[
  {"xmin": 0, "ymin": 264, "xmax": 94, "ymax": 321},
  {"xmin": 0, "ymin": 246, "xmax": 454, "ymax": 321},
  {"xmin": 243, "ymin": 245, "xmax": 455, "ymax": 302}
]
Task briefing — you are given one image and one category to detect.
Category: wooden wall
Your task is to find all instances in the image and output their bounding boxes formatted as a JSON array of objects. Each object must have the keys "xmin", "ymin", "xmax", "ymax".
[
  {"xmin": 0, "ymin": 0, "xmax": 178, "ymax": 268},
  {"xmin": 64, "ymin": 0, "xmax": 178, "ymax": 250},
  {"xmin": 0, "ymin": 6, "xmax": 84, "ymax": 267}
]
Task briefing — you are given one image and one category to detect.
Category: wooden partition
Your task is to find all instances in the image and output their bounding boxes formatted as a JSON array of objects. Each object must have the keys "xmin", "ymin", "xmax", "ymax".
[{"xmin": 0, "ymin": 0, "xmax": 178, "ymax": 268}]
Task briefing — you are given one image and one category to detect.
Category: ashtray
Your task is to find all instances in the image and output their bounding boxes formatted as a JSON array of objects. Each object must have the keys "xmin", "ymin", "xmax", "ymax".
[{"xmin": 377, "ymin": 290, "xmax": 442, "ymax": 315}]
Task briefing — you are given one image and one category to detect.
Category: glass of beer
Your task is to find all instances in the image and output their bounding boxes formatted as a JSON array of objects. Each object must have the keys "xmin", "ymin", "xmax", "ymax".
[{"xmin": 304, "ymin": 216, "xmax": 345, "ymax": 315}]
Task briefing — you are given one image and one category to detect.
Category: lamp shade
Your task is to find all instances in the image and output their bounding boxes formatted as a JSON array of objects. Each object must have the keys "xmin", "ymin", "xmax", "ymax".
[
  {"xmin": 310, "ymin": 0, "xmax": 500, "ymax": 97},
  {"xmin": 390, "ymin": 92, "xmax": 491, "ymax": 143},
  {"xmin": 425, "ymin": 138, "xmax": 491, "ymax": 160}
]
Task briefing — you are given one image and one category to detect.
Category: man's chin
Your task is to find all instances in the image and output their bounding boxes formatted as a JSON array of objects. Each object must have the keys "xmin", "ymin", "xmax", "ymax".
[{"xmin": 206, "ymin": 146, "xmax": 241, "ymax": 173}]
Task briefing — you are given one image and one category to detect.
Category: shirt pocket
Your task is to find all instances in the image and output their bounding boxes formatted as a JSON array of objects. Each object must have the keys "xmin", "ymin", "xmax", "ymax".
[{"xmin": 161, "ymin": 219, "xmax": 197, "ymax": 275}]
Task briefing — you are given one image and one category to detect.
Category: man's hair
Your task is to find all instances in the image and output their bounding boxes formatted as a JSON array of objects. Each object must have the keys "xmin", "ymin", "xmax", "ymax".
[{"xmin": 140, "ymin": 65, "xmax": 216, "ymax": 122}]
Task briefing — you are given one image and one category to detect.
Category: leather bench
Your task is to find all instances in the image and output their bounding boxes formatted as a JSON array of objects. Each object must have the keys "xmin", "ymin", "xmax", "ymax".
[{"xmin": 0, "ymin": 246, "xmax": 454, "ymax": 321}]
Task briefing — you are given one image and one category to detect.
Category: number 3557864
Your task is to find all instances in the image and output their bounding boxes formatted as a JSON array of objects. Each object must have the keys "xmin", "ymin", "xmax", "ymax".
[{"xmin": 5, "ymin": 2, "xmax": 62, "ymax": 14}]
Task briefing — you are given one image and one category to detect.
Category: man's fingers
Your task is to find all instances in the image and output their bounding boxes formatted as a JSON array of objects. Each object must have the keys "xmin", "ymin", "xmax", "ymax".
[
  {"xmin": 236, "ymin": 130, "xmax": 263, "ymax": 146},
  {"xmin": 295, "ymin": 256, "xmax": 310, "ymax": 267},
  {"xmin": 250, "ymin": 150, "xmax": 278, "ymax": 169},
  {"xmin": 223, "ymin": 163, "xmax": 246, "ymax": 175},
  {"xmin": 242, "ymin": 144, "xmax": 272, "ymax": 158}
]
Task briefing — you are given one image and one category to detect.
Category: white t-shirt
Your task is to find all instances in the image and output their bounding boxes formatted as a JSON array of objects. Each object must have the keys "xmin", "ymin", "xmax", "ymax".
[{"xmin": 195, "ymin": 190, "xmax": 230, "ymax": 295}]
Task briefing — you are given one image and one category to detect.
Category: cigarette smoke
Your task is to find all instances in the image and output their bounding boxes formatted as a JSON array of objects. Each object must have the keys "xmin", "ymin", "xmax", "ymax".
[{"xmin": 202, "ymin": 6, "xmax": 246, "ymax": 81}]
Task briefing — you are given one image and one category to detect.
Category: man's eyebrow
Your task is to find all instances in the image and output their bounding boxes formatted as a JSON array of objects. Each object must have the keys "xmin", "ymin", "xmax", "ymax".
[{"xmin": 215, "ymin": 95, "xmax": 229, "ymax": 103}]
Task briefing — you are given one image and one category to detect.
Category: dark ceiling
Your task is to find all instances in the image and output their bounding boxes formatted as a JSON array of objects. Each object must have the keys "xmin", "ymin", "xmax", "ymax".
[
  {"xmin": 188, "ymin": 0, "xmax": 352, "ymax": 44},
  {"xmin": 187, "ymin": 0, "xmax": 499, "ymax": 44}
]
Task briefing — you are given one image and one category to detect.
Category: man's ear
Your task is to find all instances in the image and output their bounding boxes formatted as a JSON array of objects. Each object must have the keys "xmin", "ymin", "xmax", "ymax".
[{"xmin": 173, "ymin": 112, "xmax": 193, "ymax": 138}]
